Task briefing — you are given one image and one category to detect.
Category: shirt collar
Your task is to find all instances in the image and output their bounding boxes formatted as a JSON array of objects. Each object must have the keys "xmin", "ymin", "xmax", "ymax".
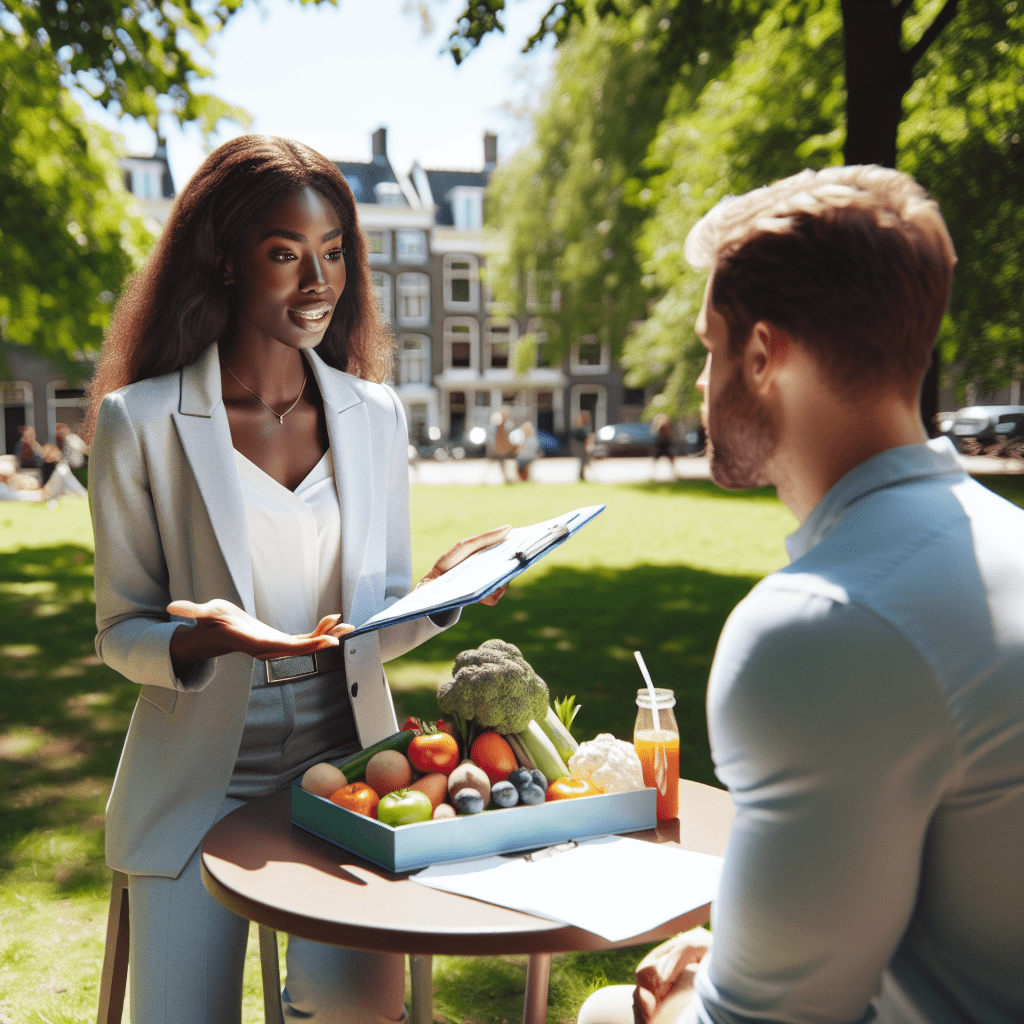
[{"xmin": 785, "ymin": 437, "xmax": 967, "ymax": 562}]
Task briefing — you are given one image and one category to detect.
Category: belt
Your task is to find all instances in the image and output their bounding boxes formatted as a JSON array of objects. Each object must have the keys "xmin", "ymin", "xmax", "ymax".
[{"xmin": 263, "ymin": 644, "xmax": 347, "ymax": 686}]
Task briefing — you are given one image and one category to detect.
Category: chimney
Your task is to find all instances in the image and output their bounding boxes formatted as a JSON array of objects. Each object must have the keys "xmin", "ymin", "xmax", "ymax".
[
  {"xmin": 372, "ymin": 127, "xmax": 388, "ymax": 163},
  {"xmin": 483, "ymin": 132, "xmax": 497, "ymax": 172}
]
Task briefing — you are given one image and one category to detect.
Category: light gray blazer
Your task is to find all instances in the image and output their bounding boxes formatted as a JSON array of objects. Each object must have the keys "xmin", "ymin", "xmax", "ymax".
[{"xmin": 91, "ymin": 342, "xmax": 450, "ymax": 876}]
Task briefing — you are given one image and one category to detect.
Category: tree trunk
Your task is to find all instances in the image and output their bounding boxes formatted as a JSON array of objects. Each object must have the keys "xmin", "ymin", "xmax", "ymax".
[{"xmin": 840, "ymin": 0, "xmax": 940, "ymax": 431}]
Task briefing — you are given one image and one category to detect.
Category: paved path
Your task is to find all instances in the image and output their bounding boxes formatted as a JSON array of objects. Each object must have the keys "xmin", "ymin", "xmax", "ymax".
[{"xmin": 409, "ymin": 453, "xmax": 1023, "ymax": 486}]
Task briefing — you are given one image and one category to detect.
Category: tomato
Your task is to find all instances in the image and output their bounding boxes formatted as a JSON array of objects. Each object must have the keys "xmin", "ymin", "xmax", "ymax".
[
  {"xmin": 546, "ymin": 776, "xmax": 601, "ymax": 801},
  {"xmin": 377, "ymin": 788, "xmax": 434, "ymax": 826},
  {"xmin": 400, "ymin": 717, "xmax": 422, "ymax": 733},
  {"xmin": 408, "ymin": 732, "xmax": 460, "ymax": 775},
  {"xmin": 470, "ymin": 732, "xmax": 518, "ymax": 785},
  {"xmin": 329, "ymin": 782, "xmax": 380, "ymax": 818}
]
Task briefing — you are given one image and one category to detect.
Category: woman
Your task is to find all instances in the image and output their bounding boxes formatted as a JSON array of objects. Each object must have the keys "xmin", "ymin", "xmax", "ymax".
[{"xmin": 85, "ymin": 135, "xmax": 506, "ymax": 1024}]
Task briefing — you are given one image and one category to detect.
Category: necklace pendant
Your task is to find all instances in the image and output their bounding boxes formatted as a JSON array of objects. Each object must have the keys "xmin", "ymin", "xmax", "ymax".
[{"xmin": 278, "ymin": 415, "xmax": 285, "ymax": 425}]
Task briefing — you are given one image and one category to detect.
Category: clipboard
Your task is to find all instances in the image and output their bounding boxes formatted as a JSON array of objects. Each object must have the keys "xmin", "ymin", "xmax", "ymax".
[{"xmin": 347, "ymin": 504, "xmax": 605, "ymax": 637}]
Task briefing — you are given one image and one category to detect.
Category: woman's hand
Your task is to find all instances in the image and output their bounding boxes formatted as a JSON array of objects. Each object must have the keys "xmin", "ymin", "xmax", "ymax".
[
  {"xmin": 416, "ymin": 524, "xmax": 512, "ymax": 606},
  {"xmin": 166, "ymin": 599, "xmax": 354, "ymax": 676}
]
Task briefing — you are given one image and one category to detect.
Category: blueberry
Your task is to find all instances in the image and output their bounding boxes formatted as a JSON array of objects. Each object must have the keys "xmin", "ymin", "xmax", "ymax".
[
  {"xmin": 490, "ymin": 781, "xmax": 519, "ymax": 808},
  {"xmin": 518, "ymin": 783, "xmax": 546, "ymax": 806},
  {"xmin": 453, "ymin": 789, "xmax": 485, "ymax": 815},
  {"xmin": 529, "ymin": 769, "xmax": 547, "ymax": 790},
  {"xmin": 508, "ymin": 768, "xmax": 533, "ymax": 792}
]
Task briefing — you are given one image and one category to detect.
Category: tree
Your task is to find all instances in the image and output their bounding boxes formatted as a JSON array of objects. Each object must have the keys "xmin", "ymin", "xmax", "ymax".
[
  {"xmin": 0, "ymin": 33, "xmax": 153, "ymax": 376},
  {"xmin": 0, "ymin": 0, "xmax": 256, "ymax": 370},
  {"xmin": 451, "ymin": 0, "xmax": 1023, "ymax": 416}
]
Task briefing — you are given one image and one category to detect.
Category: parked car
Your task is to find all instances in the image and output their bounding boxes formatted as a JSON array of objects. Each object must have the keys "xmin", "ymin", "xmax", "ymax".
[
  {"xmin": 592, "ymin": 422, "xmax": 659, "ymax": 458},
  {"xmin": 592, "ymin": 421, "xmax": 705, "ymax": 458},
  {"xmin": 944, "ymin": 405, "xmax": 1024, "ymax": 452}
]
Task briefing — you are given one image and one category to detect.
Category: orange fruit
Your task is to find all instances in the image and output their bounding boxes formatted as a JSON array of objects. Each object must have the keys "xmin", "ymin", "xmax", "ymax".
[
  {"xmin": 329, "ymin": 782, "xmax": 380, "ymax": 818},
  {"xmin": 470, "ymin": 732, "xmax": 518, "ymax": 784},
  {"xmin": 546, "ymin": 776, "xmax": 601, "ymax": 801}
]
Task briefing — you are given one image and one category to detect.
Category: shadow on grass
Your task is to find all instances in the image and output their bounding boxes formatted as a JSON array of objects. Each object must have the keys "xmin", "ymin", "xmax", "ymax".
[
  {"xmin": 625, "ymin": 478, "xmax": 781, "ymax": 502},
  {"xmin": 0, "ymin": 543, "xmax": 136, "ymax": 894},
  {"xmin": 391, "ymin": 562, "xmax": 762, "ymax": 789}
]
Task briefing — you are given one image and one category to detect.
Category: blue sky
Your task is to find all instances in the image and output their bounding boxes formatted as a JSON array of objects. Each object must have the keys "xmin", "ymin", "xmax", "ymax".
[{"xmin": 86, "ymin": 0, "xmax": 557, "ymax": 191}]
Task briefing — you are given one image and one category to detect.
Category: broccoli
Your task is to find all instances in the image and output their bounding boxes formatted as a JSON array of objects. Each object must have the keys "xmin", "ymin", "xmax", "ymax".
[{"xmin": 437, "ymin": 639, "xmax": 550, "ymax": 739}]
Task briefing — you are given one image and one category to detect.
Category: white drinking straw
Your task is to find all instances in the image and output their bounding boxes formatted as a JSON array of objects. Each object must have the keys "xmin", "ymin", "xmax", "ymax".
[{"xmin": 634, "ymin": 651, "xmax": 667, "ymax": 795}]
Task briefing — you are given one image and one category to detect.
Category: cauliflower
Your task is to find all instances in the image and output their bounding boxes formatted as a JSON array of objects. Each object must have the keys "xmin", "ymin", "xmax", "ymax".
[
  {"xmin": 568, "ymin": 733, "xmax": 646, "ymax": 794},
  {"xmin": 437, "ymin": 639, "xmax": 550, "ymax": 738}
]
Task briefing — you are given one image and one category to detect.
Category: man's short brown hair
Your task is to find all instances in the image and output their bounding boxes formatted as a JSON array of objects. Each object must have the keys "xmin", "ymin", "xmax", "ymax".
[{"xmin": 685, "ymin": 166, "xmax": 957, "ymax": 397}]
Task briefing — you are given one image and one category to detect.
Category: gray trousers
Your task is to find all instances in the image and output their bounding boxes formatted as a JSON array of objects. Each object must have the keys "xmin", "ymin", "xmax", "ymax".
[
  {"xmin": 127, "ymin": 795, "xmax": 406, "ymax": 1024},
  {"xmin": 126, "ymin": 665, "xmax": 404, "ymax": 1023}
]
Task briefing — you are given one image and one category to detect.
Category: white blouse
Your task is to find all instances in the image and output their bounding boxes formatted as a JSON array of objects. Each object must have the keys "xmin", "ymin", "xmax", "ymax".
[{"xmin": 235, "ymin": 449, "xmax": 343, "ymax": 635}]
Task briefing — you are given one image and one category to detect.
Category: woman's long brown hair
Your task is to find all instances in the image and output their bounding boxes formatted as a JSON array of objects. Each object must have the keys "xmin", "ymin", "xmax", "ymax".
[{"xmin": 84, "ymin": 135, "xmax": 391, "ymax": 440}]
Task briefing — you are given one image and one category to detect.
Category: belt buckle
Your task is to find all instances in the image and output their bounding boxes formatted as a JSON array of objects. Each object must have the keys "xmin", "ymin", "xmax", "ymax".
[{"xmin": 266, "ymin": 653, "xmax": 318, "ymax": 684}]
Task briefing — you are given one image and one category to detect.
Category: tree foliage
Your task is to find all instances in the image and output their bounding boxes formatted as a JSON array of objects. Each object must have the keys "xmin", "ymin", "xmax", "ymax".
[
  {"xmin": 0, "ymin": 33, "xmax": 153, "ymax": 375},
  {"xmin": 461, "ymin": 0, "xmax": 1023, "ymax": 411},
  {"xmin": 0, "ymin": 0, "xmax": 264, "ymax": 368}
]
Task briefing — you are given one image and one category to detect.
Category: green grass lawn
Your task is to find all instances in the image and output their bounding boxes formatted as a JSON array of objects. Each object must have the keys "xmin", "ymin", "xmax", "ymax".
[{"xmin": 1, "ymin": 473, "xmax": 1018, "ymax": 1023}]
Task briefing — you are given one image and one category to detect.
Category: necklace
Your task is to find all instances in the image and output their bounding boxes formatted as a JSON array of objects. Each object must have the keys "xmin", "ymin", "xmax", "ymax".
[{"xmin": 220, "ymin": 358, "xmax": 307, "ymax": 425}]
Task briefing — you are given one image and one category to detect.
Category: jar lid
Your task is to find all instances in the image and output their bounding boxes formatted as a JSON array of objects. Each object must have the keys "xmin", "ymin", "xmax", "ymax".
[{"xmin": 635, "ymin": 687, "xmax": 676, "ymax": 708}]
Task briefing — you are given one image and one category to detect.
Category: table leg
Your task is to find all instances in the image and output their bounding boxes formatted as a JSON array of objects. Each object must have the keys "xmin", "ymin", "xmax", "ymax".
[
  {"xmin": 258, "ymin": 926, "xmax": 285, "ymax": 1024},
  {"xmin": 409, "ymin": 953, "xmax": 433, "ymax": 1024},
  {"xmin": 523, "ymin": 952, "xmax": 552, "ymax": 1024}
]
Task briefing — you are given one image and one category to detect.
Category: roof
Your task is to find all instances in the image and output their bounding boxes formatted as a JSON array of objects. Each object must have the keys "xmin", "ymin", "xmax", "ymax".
[
  {"xmin": 421, "ymin": 169, "xmax": 489, "ymax": 226},
  {"xmin": 334, "ymin": 158, "xmax": 406, "ymax": 206}
]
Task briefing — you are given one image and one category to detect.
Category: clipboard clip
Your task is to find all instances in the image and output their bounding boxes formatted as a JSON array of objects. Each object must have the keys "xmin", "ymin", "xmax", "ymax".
[
  {"xmin": 524, "ymin": 840, "xmax": 578, "ymax": 862},
  {"xmin": 513, "ymin": 523, "xmax": 570, "ymax": 566}
]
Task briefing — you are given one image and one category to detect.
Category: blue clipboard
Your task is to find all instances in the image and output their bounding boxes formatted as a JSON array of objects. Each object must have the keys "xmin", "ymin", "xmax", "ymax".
[{"xmin": 347, "ymin": 504, "xmax": 606, "ymax": 637}]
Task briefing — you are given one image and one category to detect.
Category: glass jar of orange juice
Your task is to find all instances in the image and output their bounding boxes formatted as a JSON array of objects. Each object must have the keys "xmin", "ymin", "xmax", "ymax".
[{"xmin": 634, "ymin": 689, "xmax": 680, "ymax": 821}]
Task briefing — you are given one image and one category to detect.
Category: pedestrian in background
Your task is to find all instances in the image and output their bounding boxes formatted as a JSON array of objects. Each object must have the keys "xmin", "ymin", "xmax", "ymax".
[{"xmin": 571, "ymin": 411, "xmax": 594, "ymax": 481}]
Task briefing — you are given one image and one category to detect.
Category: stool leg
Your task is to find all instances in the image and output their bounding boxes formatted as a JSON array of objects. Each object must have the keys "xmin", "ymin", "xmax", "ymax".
[
  {"xmin": 258, "ymin": 926, "xmax": 285, "ymax": 1024},
  {"xmin": 96, "ymin": 871, "xmax": 130, "ymax": 1024},
  {"xmin": 409, "ymin": 953, "xmax": 433, "ymax": 1024},
  {"xmin": 523, "ymin": 952, "xmax": 551, "ymax": 1024}
]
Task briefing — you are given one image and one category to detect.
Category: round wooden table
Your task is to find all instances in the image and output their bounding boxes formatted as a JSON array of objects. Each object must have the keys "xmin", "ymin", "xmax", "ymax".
[{"xmin": 202, "ymin": 781, "xmax": 733, "ymax": 1024}]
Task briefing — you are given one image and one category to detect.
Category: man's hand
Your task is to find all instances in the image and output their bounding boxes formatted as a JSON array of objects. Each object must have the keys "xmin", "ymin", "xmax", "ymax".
[
  {"xmin": 632, "ymin": 928, "xmax": 712, "ymax": 1024},
  {"xmin": 166, "ymin": 599, "xmax": 353, "ymax": 675},
  {"xmin": 416, "ymin": 524, "xmax": 512, "ymax": 606}
]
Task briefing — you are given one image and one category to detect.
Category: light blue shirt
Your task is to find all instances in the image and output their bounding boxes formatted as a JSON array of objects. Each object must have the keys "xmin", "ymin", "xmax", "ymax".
[{"xmin": 689, "ymin": 439, "xmax": 1024, "ymax": 1024}]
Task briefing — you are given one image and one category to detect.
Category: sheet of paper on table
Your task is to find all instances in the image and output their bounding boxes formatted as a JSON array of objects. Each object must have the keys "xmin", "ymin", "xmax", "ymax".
[{"xmin": 411, "ymin": 835, "xmax": 723, "ymax": 942}]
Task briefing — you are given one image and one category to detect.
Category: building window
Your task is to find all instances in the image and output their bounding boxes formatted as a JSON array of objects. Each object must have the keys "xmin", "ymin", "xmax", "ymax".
[
  {"xmin": 537, "ymin": 391, "xmax": 554, "ymax": 434},
  {"xmin": 449, "ymin": 186, "xmax": 485, "ymax": 229},
  {"xmin": 443, "ymin": 317, "xmax": 478, "ymax": 372},
  {"xmin": 484, "ymin": 319, "xmax": 519, "ymax": 370},
  {"xmin": 397, "ymin": 272, "xmax": 430, "ymax": 326},
  {"xmin": 571, "ymin": 335, "xmax": 610, "ymax": 372},
  {"xmin": 46, "ymin": 382, "xmax": 87, "ymax": 442},
  {"xmin": 572, "ymin": 385, "xmax": 607, "ymax": 430},
  {"xmin": 396, "ymin": 230, "xmax": 427, "ymax": 263},
  {"xmin": 448, "ymin": 390, "xmax": 467, "ymax": 440},
  {"xmin": 398, "ymin": 334, "xmax": 430, "ymax": 386},
  {"xmin": 365, "ymin": 229, "xmax": 390, "ymax": 263},
  {"xmin": 526, "ymin": 318, "xmax": 560, "ymax": 368},
  {"xmin": 1, "ymin": 381, "xmax": 34, "ymax": 455},
  {"xmin": 407, "ymin": 402, "xmax": 428, "ymax": 447},
  {"xmin": 443, "ymin": 254, "xmax": 479, "ymax": 312},
  {"xmin": 371, "ymin": 271, "xmax": 392, "ymax": 324}
]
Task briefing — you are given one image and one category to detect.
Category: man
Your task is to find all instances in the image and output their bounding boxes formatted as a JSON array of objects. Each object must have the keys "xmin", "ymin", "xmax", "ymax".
[{"xmin": 579, "ymin": 166, "xmax": 1023, "ymax": 1024}]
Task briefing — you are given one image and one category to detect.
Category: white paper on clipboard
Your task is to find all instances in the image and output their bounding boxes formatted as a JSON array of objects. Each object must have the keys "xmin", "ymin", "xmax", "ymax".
[{"xmin": 347, "ymin": 505, "xmax": 605, "ymax": 637}]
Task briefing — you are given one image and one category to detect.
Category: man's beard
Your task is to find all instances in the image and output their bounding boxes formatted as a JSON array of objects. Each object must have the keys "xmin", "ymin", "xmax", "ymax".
[{"xmin": 703, "ymin": 363, "xmax": 777, "ymax": 490}]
